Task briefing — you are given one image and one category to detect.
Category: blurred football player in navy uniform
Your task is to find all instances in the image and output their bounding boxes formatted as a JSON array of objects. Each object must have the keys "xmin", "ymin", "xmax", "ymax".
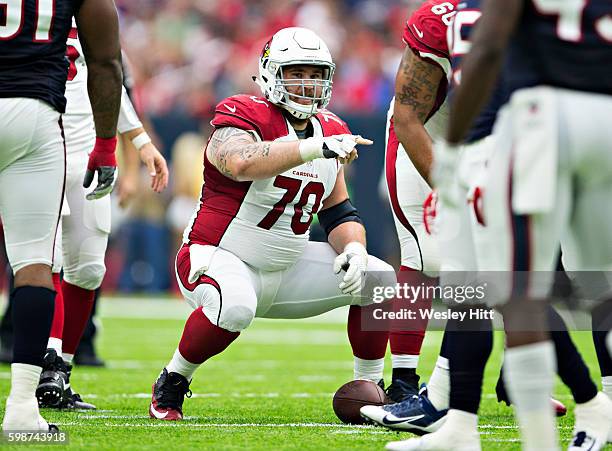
[
  {"xmin": 366, "ymin": 0, "xmax": 557, "ymax": 439},
  {"xmin": 383, "ymin": 1, "xmax": 612, "ymax": 450},
  {"xmin": 0, "ymin": 0, "xmax": 122, "ymax": 432},
  {"xmin": 430, "ymin": 1, "xmax": 612, "ymax": 450},
  {"xmin": 148, "ymin": 27, "xmax": 396, "ymax": 421}
]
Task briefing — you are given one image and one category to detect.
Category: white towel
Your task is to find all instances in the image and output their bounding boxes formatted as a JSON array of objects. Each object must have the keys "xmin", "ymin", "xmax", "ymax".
[{"xmin": 187, "ymin": 244, "xmax": 218, "ymax": 284}]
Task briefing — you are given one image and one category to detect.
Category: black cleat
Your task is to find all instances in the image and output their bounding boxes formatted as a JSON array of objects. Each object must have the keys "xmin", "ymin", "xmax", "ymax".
[
  {"xmin": 36, "ymin": 350, "xmax": 96, "ymax": 409},
  {"xmin": 149, "ymin": 368, "xmax": 192, "ymax": 420},
  {"xmin": 385, "ymin": 375, "xmax": 420, "ymax": 403},
  {"xmin": 58, "ymin": 363, "xmax": 96, "ymax": 410},
  {"xmin": 36, "ymin": 349, "xmax": 67, "ymax": 408}
]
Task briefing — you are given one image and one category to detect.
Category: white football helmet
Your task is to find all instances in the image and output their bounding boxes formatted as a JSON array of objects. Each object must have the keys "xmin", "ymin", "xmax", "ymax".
[{"xmin": 254, "ymin": 27, "xmax": 335, "ymax": 120}]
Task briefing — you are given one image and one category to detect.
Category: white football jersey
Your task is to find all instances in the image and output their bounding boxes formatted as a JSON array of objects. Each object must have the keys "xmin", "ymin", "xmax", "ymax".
[{"xmin": 63, "ymin": 21, "xmax": 95, "ymax": 155}]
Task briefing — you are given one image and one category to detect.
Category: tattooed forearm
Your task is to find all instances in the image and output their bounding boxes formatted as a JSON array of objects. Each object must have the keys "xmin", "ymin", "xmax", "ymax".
[
  {"xmin": 207, "ymin": 127, "xmax": 276, "ymax": 180},
  {"xmin": 395, "ymin": 47, "xmax": 443, "ymax": 123},
  {"xmin": 239, "ymin": 142, "xmax": 272, "ymax": 160}
]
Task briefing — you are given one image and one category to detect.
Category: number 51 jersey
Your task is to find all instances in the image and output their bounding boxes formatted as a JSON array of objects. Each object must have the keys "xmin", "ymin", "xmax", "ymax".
[
  {"xmin": 183, "ymin": 95, "xmax": 351, "ymax": 272},
  {"xmin": 0, "ymin": 0, "xmax": 81, "ymax": 113}
]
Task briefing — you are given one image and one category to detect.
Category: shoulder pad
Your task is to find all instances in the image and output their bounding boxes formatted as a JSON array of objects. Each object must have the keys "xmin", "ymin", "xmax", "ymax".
[
  {"xmin": 210, "ymin": 95, "xmax": 288, "ymax": 140},
  {"xmin": 315, "ymin": 109, "xmax": 352, "ymax": 136},
  {"xmin": 402, "ymin": 0, "xmax": 457, "ymax": 73}
]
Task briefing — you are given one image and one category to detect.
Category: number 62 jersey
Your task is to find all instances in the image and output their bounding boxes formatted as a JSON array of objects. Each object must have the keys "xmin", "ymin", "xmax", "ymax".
[{"xmin": 183, "ymin": 94, "xmax": 351, "ymax": 272}]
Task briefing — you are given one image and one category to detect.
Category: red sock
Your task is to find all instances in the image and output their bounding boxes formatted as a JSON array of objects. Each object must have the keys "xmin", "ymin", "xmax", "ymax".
[
  {"xmin": 389, "ymin": 266, "xmax": 433, "ymax": 356},
  {"xmin": 49, "ymin": 273, "xmax": 64, "ymax": 340},
  {"xmin": 178, "ymin": 308, "xmax": 239, "ymax": 364},
  {"xmin": 61, "ymin": 281, "xmax": 95, "ymax": 355},
  {"xmin": 347, "ymin": 305, "xmax": 389, "ymax": 360}
]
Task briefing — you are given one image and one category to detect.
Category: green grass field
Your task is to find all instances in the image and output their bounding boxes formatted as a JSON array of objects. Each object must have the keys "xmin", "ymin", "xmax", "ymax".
[{"xmin": 0, "ymin": 297, "xmax": 608, "ymax": 450}]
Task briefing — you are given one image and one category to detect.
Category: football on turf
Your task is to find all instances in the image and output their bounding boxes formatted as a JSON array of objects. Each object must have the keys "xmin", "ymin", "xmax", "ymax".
[{"xmin": 332, "ymin": 380, "xmax": 387, "ymax": 424}]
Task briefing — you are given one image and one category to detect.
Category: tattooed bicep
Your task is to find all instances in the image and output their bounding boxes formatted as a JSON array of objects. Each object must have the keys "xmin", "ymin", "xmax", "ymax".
[
  {"xmin": 208, "ymin": 127, "xmax": 256, "ymax": 160},
  {"xmin": 209, "ymin": 127, "xmax": 257, "ymax": 151},
  {"xmin": 394, "ymin": 47, "xmax": 445, "ymax": 123},
  {"xmin": 207, "ymin": 127, "xmax": 272, "ymax": 180}
]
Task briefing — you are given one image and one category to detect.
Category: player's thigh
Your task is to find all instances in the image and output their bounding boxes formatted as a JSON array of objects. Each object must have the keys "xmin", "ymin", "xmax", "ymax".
[
  {"xmin": 438, "ymin": 201, "xmax": 476, "ymax": 273},
  {"xmin": 176, "ymin": 245, "xmax": 259, "ymax": 331},
  {"xmin": 476, "ymin": 106, "xmax": 516, "ymax": 273},
  {"xmin": 561, "ymin": 90, "xmax": 612, "ymax": 270},
  {"xmin": 263, "ymin": 242, "xmax": 395, "ymax": 319},
  {"xmin": 388, "ymin": 144, "xmax": 438, "ymax": 272},
  {"xmin": 441, "ymin": 138, "xmax": 493, "ymax": 274},
  {"xmin": 60, "ymin": 153, "xmax": 110, "ymax": 288},
  {"xmin": 479, "ymin": 104, "xmax": 568, "ymax": 305},
  {"xmin": 0, "ymin": 99, "xmax": 65, "ymax": 273},
  {"xmin": 563, "ymin": 184, "xmax": 612, "ymax": 271},
  {"xmin": 508, "ymin": 88, "xmax": 571, "ymax": 276}
]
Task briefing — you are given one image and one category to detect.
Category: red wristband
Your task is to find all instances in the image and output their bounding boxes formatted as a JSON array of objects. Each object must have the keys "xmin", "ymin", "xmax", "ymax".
[{"xmin": 94, "ymin": 136, "xmax": 118, "ymax": 154}]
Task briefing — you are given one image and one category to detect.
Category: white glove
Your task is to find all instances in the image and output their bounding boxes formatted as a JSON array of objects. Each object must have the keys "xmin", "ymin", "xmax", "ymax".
[
  {"xmin": 333, "ymin": 242, "xmax": 368, "ymax": 296},
  {"xmin": 299, "ymin": 134, "xmax": 372, "ymax": 162},
  {"xmin": 431, "ymin": 140, "xmax": 461, "ymax": 207}
]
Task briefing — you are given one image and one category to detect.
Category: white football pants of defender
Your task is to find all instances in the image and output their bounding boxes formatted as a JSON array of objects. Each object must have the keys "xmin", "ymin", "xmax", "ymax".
[
  {"xmin": 384, "ymin": 102, "xmax": 441, "ymax": 274},
  {"xmin": 0, "ymin": 98, "xmax": 65, "ymax": 273},
  {"xmin": 437, "ymin": 137, "xmax": 492, "ymax": 291},
  {"xmin": 177, "ymin": 241, "xmax": 396, "ymax": 332},
  {"xmin": 52, "ymin": 151, "xmax": 110, "ymax": 290},
  {"xmin": 478, "ymin": 87, "xmax": 612, "ymax": 306}
]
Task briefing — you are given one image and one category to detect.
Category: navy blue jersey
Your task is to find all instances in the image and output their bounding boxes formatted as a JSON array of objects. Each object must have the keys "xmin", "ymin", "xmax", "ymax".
[
  {"xmin": 506, "ymin": 0, "xmax": 612, "ymax": 96},
  {"xmin": 0, "ymin": 0, "xmax": 82, "ymax": 112},
  {"xmin": 449, "ymin": 0, "xmax": 509, "ymax": 143}
]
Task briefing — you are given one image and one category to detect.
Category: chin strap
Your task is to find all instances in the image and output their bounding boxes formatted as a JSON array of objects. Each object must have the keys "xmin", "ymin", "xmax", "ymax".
[{"xmin": 251, "ymin": 75, "xmax": 265, "ymax": 91}]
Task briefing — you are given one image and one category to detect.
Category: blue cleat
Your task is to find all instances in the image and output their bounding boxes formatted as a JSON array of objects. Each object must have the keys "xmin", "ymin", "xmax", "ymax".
[{"xmin": 360, "ymin": 386, "xmax": 448, "ymax": 434}]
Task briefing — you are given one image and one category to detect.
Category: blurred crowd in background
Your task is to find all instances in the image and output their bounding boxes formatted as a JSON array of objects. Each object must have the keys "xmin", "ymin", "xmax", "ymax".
[
  {"xmin": 0, "ymin": 0, "xmax": 425, "ymax": 295},
  {"xmin": 117, "ymin": 0, "xmax": 422, "ymax": 117}
]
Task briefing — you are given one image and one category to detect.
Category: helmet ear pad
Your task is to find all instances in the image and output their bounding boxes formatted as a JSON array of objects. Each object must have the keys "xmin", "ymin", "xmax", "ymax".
[{"xmin": 255, "ymin": 27, "xmax": 335, "ymax": 119}]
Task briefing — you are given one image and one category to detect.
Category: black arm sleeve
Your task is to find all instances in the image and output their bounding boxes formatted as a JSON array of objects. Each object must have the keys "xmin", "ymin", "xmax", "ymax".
[{"xmin": 317, "ymin": 199, "xmax": 363, "ymax": 236}]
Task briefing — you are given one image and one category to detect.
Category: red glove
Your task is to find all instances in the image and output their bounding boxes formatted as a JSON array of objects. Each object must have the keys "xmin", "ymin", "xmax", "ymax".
[{"xmin": 83, "ymin": 137, "xmax": 118, "ymax": 200}]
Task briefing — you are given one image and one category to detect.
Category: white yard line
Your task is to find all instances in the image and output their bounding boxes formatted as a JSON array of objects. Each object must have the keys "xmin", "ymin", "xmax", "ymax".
[
  {"xmin": 52, "ymin": 419, "xmax": 572, "ymax": 433},
  {"xmin": 55, "ymin": 421, "xmax": 377, "ymax": 428},
  {"xmin": 55, "ymin": 392, "xmax": 574, "ymax": 401}
]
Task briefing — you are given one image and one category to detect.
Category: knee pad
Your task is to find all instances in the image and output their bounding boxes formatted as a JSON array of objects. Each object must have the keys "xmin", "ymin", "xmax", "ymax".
[
  {"xmin": 194, "ymin": 284, "xmax": 255, "ymax": 332},
  {"xmin": 63, "ymin": 262, "xmax": 106, "ymax": 290},
  {"xmin": 217, "ymin": 305, "xmax": 255, "ymax": 332}
]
